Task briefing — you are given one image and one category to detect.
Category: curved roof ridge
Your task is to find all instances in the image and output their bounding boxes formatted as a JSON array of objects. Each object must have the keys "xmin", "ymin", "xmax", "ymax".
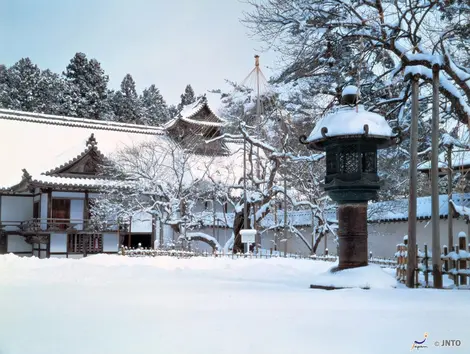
[{"xmin": 0, "ymin": 109, "xmax": 166, "ymax": 134}]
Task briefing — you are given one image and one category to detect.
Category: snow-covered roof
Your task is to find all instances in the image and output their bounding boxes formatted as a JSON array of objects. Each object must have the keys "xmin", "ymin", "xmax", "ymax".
[
  {"xmin": 164, "ymin": 96, "xmax": 225, "ymax": 130},
  {"xmin": 418, "ymin": 149, "xmax": 470, "ymax": 171},
  {"xmin": 306, "ymin": 105, "xmax": 393, "ymax": 145},
  {"xmin": 0, "ymin": 108, "xmax": 162, "ymax": 188},
  {"xmin": 368, "ymin": 193, "xmax": 470, "ymax": 223}
]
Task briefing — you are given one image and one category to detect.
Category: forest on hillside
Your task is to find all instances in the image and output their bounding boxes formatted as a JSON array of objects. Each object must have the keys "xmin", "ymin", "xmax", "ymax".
[{"xmin": 0, "ymin": 53, "xmax": 199, "ymax": 125}]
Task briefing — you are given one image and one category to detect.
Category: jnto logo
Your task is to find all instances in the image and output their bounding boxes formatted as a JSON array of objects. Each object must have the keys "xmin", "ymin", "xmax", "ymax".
[{"xmin": 411, "ymin": 333, "xmax": 428, "ymax": 351}]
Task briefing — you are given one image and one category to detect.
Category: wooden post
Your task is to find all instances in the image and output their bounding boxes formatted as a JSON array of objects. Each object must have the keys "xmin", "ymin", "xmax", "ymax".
[
  {"xmin": 443, "ymin": 245, "xmax": 449, "ymax": 275},
  {"xmin": 458, "ymin": 233, "xmax": 467, "ymax": 286},
  {"xmin": 431, "ymin": 64, "xmax": 443, "ymax": 288},
  {"xmin": 447, "ymin": 145, "xmax": 454, "ymax": 257},
  {"xmin": 454, "ymin": 244, "xmax": 459, "ymax": 287},
  {"xmin": 128, "ymin": 216, "xmax": 132, "ymax": 248},
  {"xmin": 406, "ymin": 75, "xmax": 419, "ymax": 288},
  {"xmin": 415, "ymin": 244, "xmax": 419, "ymax": 287},
  {"xmin": 424, "ymin": 244, "xmax": 429, "ymax": 287}
]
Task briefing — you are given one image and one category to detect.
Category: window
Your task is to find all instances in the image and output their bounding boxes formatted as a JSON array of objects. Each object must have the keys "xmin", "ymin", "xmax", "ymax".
[
  {"xmin": 52, "ymin": 199, "xmax": 71, "ymax": 230},
  {"xmin": 33, "ymin": 202, "xmax": 39, "ymax": 219},
  {"xmin": 68, "ymin": 234, "xmax": 102, "ymax": 254}
]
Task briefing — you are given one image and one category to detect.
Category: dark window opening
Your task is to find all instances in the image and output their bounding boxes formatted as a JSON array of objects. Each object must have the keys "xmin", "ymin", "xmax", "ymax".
[
  {"xmin": 33, "ymin": 202, "xmax": 40, "ymax": 219},
  {"xmin": 122, "ymin": 234, "xmax": 152, "ymax": 248},
  {"xmin": 52, "ymin": 199, "xmax": 71, "ymax": 230}
]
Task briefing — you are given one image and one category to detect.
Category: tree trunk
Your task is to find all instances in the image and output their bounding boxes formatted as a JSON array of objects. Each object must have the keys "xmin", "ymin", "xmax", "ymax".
[{"xmin": 233, "ymin": 203, "xmax": 252, "ymax": 253}]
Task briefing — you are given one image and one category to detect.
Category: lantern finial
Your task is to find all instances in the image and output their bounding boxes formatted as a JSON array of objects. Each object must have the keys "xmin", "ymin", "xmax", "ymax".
[{"xmin": 341, "ymin": 85, "xmax": 359, "ymax": 105}]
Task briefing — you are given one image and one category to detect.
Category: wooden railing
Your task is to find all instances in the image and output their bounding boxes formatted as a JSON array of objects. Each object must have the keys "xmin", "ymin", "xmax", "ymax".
[
  {"xmin": 395, "ymin": 233, "xmax": 470, "ymax": 288},
  {"xmin": 0, "ymin": 218, "xmax": 125, "ymax": 233}
]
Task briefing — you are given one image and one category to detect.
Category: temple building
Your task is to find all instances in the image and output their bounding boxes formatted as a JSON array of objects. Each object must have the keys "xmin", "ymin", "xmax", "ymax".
[
  {"xmin": 165, "ymin": 95, "xmax": 229, "ymax": 155},
  {"xmin": 0, "ymin": 98, "xmax": 229, "ymax": 258}
]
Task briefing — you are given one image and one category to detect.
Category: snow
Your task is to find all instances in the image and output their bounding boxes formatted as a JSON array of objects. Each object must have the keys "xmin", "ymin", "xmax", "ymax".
[
  {"xmin": 0, "ymin": 110, "xmax": 159, "ymax": 188},
  {"xmin": 369, "ymin": 193, "xmax": 470, "ymax": 222},
  {"xmin": 306, "ymin": 105, "xmax": 393, "ymax": 144},
  {"xmin": 0, "ymin": 254, "xmax": 469, "ymax": 354},
  {"xmin": 342, "ymin": 85, "xmax": 359, "ymax": 96},
  {"xmin": 311, "ymin": 264, "xmax": 397, "ymax": 289}
]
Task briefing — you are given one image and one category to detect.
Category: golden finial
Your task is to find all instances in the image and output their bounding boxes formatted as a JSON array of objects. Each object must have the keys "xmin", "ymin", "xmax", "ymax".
[{"xmin": 255, "ymin": 55, "xmax": 260, "ymax": 67}]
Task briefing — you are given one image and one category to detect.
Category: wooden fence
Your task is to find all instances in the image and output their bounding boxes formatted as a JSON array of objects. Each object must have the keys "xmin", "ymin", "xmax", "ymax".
[
  {"xmin": 395, "ymin": 232, "xmax": 470, "ymax": 288},
  {"xmin": 120, "ymin": 246, "xmax": 395, "ymax": 267}
]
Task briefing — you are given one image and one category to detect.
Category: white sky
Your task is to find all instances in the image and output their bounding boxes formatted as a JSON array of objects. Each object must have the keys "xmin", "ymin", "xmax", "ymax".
[{"xmin": 1, "ymin": 0, "xmax": 278, "ymax": 106}]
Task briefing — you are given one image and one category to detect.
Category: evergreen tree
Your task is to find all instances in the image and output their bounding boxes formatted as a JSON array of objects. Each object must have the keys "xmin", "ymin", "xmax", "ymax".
[
  {"xmin": 113, "ymin": 74, "xmax": 141, "ymax": 123},
  {"xmin": 63, "ymin": 52, "xmax": 110, "ymax": 119},
  {"xmin": 0, "ymin": 64, "xmax": 7, "ymax": 108},
  {"xmin": 3, "ymin": 58, "xmax": 41, "ymax": 111},
  {"xmin": 168, "ymin": 104, "xmax": 179, "ymax": 119},
  {"xmin": 36, "ymin": 69, "xmax": 68, "ymax": 115},
  {"xmin": 177, "ymin": 84, "xmax": 196, "ymax": 112},
  {"xmin": 141, "ymin": 84, "xmax": 170, "ymax": 125}
]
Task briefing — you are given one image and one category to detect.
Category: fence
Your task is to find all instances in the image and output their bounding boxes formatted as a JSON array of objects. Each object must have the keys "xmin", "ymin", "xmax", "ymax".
[
  {"xmin": 395, "ymin": 232, "xmax": 470, "ymax": 288},
  {"xmin": 120, "ymin": 246, "xmax": 395, "ymax": 267}
]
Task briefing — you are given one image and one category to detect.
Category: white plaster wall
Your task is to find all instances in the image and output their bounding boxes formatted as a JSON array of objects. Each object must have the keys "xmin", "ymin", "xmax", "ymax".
[
  {"xmin": 1, "ymin": 196, "xmax": 34, "ymax": 231},
  {"xmin": 131, "ymin": 211, "xmax": 152, "ymax": 233},
  {"xmin": 369, "ymin": 219, "xmax": 470, "ymax": 257},
  {"xmin": 50, "ymin": 233, "xmax": 67, "ymax": 253},
  {"xmin": 88, "ymin": 193, "xmax": 100, "ymax": 199},
  {"xmin": 50, "ymin": 254, "xmax": 67, "ymax": 259},
  {"xmin": 103, "ymin": 233, "xmax": 119, "ymax": 252},
  {"xmin": 52, "ymin": 191, "xmax": 85, "ymax": 198},
  {"xmin": 40, "ymin": 193, "xmax": 48, "ymax": 230},
  {"xmin": 70, "ymin": 199, "xmax": 84, "ymax": 230},
  {"xmin": 68, "ymin": 254, "xmax": 83, "ymax": 259},
  {"xmin": 7, "ymin": 235, "xmax": 32, "ymax": 253}
]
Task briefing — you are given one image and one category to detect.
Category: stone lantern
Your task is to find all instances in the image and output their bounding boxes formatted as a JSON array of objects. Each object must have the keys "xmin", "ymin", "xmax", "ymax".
[{"xmin": 300, "ymin": 85, "xmax": 397, "ymax": 271}]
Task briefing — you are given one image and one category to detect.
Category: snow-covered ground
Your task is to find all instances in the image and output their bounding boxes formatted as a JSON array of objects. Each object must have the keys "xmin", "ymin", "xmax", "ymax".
[{"xmin": 0, "ymin": 255, "xmax": 468, "ymax": 354}]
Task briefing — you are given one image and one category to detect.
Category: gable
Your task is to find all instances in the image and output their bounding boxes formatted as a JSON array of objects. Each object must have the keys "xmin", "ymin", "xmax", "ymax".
[{"xmin": 46, "ymin": 149, "xmax": 105, "ymax": 177}]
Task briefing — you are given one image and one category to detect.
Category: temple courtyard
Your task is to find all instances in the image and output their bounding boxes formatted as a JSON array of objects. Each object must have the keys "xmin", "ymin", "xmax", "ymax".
[{"xmin": 0, "ymin": 254, "xmax": 468, "ymax": 354}]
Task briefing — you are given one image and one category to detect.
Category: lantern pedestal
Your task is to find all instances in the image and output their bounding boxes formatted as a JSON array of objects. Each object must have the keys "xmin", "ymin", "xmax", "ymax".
[{"xmin": 333, "ymin": 203, "xmax": 369, "ymax": 271}]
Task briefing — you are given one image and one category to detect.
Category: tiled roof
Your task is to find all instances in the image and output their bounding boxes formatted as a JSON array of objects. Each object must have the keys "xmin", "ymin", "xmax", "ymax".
[{"xmin": 368, "ymin": 193, "xmax": 470, "ymax": 222}]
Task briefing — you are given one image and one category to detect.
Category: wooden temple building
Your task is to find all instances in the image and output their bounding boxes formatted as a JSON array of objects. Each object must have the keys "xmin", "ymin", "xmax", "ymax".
[{"xmin": 0, "ymin": 97, "xmax": 228, "ymax": 258}]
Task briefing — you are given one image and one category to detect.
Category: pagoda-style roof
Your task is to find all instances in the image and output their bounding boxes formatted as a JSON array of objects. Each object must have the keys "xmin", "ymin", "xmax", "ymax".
[{"xmin": 164, "ymin": 95, "xmax": 226, "ymax": 130}]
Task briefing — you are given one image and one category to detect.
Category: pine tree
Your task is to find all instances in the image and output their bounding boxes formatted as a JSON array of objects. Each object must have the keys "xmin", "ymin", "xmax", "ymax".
[
  {"xmin": 36, "ymin": 69, "xmax": 68, "ymax": 115},
  {"xmin": 63, "ymin": 52, "xmax": 110, "ymax": 119},
  {"xmin": 3, "ymin": 58, "xmax": 41, "ymax": 111},
  {"xmin": 177, "ymin": 84, "xmax": 196, "ymax": 112},
  {"xmin": 168, "ymin": 105, "xmax": 179, "ymax": 119},
  {"xmin": 0, "ymin": 64, "xmax": 7, "ymax": 108},
  {"xmin": 113, "ymin": 74, "xmax": 142, "ymax": 123},
  {"xmin": 141, "ymin": 84, "xmax": 170, "ymax": 125}
]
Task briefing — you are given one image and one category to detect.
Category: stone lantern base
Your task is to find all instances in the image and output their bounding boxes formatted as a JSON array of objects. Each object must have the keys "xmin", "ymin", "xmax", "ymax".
[{"xmin": 333, "ymin": 202, "xmax": 369, "ymax": 271}]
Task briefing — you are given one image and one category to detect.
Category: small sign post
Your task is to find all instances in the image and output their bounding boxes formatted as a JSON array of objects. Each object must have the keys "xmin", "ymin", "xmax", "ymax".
[{"xmin": 240, "ymin": 229, "xmax": 256, "ymax": 254}]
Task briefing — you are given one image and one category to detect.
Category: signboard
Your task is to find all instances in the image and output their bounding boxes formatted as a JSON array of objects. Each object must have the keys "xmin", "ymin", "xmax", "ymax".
[{"xmin": 240, "ymin": 229, "xmax": 256, "ymax": 244}]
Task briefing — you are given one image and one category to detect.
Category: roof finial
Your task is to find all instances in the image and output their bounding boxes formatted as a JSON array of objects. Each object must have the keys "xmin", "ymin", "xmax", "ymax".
[
  {"xmin": 255, "ymin": 55, "xmax": 260, "ymax": 67},
  {"xmin": 86, "ymin": 133, "xmax": 97, "ymax": 147}
]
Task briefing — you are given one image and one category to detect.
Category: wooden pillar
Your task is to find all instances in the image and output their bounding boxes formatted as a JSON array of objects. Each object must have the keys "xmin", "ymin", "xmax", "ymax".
[
  {"xmin": 127, "ymin": 216, "xmax": 132, "ymax": 248},
  {"xmin": 84, "ymin": 190, "xmax": 89, "ymax": 230},
  {"xmin": 458, "ymin": 233, "xmax": 467, "ymax": 285},
  {"xmin": 431, "ymin": 64, "xmax": 443, "ymax": 289},
  {"xmin": 334, "ymin": 203, "xmax": 368, "ymax": 270},
  {"xmin": 447, "ymin": 146, "xmax": 453, "ymax": 254},
  {"xmin": 47, "ymin": 189, "xmax": 53, "ymax": 225},
  {"xmin": 406, "ymin": 75, "xmax": 419, "ymax": 288},
  {"xmin": 151, "ymin": 215, "xmax": 156, "ymax": 249}
]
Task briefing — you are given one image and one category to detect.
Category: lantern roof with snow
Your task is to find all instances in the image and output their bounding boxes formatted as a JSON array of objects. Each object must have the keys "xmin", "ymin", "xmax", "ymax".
[{"xmin": 302, "ymin": 86, "xmax": 395, "ymax": 151}]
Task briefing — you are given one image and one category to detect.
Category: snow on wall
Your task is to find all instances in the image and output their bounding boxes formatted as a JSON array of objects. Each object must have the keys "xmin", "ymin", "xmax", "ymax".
[
  {"xmin": 52, "ymin": 191, "xmax": 85, "ymax": 198},
  {"xmin": 50, "ymin": 233, "xmax": 67, "ymax": 253},
  {"xmin": 40, "ymin": 193, "xmax": 48, "ymax": 230},
  {"xmin": 70, "ymin": 199, "xmax": 84, "ymax": 231},
  {"xmin": 131, "ymin": 211, "xmax": 152, "ymax": 233},
  {"xmin": 1, "ymin": 196, "xmax": 33, "ymax": 231},
  {"xmin": 103, "ymin": 233, "xmax": 119, "ymax": 252},
  {"xmin": 7, "ymin": 235, "xmax": 32, "ymax": 253}
]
